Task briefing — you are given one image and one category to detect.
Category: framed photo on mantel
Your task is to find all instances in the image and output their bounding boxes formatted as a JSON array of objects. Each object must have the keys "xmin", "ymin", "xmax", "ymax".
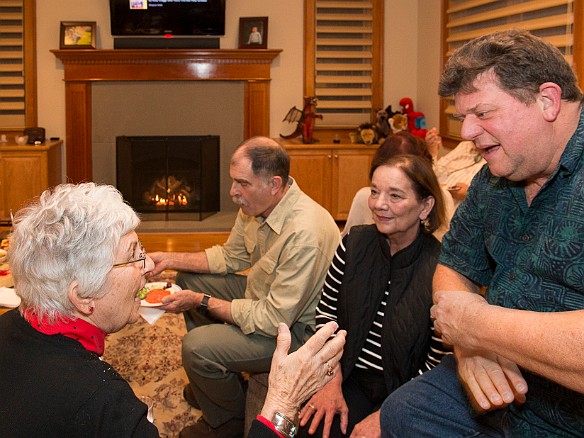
[
  {"xmin": 238, "ymin": 17, "xmax": 268, "ymax": 49},
  {"xmin": 60, "ymin": 21, "xmax": 96, "ymax": 49}
]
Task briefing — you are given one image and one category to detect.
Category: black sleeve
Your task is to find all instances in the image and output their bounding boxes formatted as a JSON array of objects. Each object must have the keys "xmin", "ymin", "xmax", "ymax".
[{"xmin": 248, "ymin": 419, "xmax": 281, "ymax": 438}]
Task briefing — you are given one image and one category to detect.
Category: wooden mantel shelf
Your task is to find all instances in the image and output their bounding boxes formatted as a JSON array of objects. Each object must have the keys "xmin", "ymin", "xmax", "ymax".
[
  {"xmin": 51, "ymin": 49, "xmax": 282, "ymax": 182},
  {"xmin": 52, "ymin": 48, "xmax": 282, "ymax": 61},
  {"xmin": 51, "ymin": 49, "xmax": 282, "ymax": 81}
]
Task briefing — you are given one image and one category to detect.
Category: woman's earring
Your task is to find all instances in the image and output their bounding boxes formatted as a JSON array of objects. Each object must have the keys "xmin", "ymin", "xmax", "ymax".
[{"xmin": 88, "ymin": 306, "xmax": 94, "ymax": 314}]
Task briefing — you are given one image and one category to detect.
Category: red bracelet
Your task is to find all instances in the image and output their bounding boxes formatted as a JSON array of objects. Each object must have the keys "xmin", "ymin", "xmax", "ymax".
[{"xmin": 256, "ymin": 415, "xmax": 285, "ymax": 438}]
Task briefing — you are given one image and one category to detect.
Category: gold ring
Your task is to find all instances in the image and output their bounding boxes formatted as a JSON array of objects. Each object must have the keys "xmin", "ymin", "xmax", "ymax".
[
  {"xmin": 308, "ymin": 403, "xmax": 315, "ymax": 410},
  {"xmin": 326, "ymin": 361, "xmax": 334, "ymax": 376}
]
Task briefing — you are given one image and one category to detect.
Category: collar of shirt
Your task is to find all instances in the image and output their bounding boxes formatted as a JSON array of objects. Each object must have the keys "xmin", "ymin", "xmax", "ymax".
[
  {"xmin": 557, "ymin": 107, "xmax": 584, "ymax": 175},
  {"xmin": 262, "ymin": 177, "xmax": 301, "ymax": 235},
  {"xmin": 23, "ymin": 309, "xmax": 106, "ymax": 356}
]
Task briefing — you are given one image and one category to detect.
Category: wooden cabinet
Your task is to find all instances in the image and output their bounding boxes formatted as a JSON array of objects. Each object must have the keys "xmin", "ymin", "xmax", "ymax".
[
  {"xmin": 278, "ymin": 139, "xmax": 376, "ymax": 220},
  {"xmin": 0, "ymin": 140, "xmax": 63, "ymax": 220}
]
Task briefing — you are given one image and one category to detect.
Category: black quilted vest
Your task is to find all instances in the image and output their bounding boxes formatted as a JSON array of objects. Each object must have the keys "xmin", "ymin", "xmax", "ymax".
[{"xmin": 337, "ymin": 224, "xmax": 441, "ymax": 394}]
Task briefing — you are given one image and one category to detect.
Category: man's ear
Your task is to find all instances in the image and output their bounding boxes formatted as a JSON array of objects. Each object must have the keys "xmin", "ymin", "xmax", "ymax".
[
  {"xmin": 68, "ymin": 282, "xmax": 94, "ymax": 315},
  {"xmin": 270, "ymin": 176, "xmax": 284, "ymax": 194},
  {"xmin": 538, "ymin": 82, "xmax": 562, "ymax": 122}
]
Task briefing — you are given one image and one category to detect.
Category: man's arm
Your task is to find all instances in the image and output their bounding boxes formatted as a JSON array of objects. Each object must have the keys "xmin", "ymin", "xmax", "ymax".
[
  {"xmin": 149, "ymin": 250, "xmax": 238, "ymax": 323},
  {"xmin": 159, "ymin": 289, "xmax": 235, "ymax": 324},
  {"xmin": 433, "ymin": 264, "xmax": 584, "ymax": 395},
  {"xmin": 148, "ymin": 250, "xmax": 210, "ymax": 277}
]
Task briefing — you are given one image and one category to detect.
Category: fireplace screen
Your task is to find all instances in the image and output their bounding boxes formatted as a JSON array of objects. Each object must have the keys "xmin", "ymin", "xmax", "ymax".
[{"xmin": 116, "ymin": 135, "xmax": 220, "ymax": 220}]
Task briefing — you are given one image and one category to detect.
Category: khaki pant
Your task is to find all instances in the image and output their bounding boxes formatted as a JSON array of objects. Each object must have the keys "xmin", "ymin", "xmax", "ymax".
[{"xmin": 176, "ymin": 271, "xmax": 308, "ymax": 428}]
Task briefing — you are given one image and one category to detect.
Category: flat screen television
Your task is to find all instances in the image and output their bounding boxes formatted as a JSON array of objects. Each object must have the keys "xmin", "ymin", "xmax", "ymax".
[{"xmin": 109, "ymin": 0, "xmax": 226, "ymax": 37}]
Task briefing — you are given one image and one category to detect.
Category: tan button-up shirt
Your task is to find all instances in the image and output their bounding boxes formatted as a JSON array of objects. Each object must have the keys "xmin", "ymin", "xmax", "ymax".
[{"xmin": 205, "ymin": 179, "xmax": 340, "ymax": 337}]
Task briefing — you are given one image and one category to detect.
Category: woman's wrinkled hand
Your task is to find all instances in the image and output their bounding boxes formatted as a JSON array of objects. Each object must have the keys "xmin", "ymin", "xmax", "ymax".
[{"xmin": 260, "ymin": 321, "xmax": 347, "ymax": 421}]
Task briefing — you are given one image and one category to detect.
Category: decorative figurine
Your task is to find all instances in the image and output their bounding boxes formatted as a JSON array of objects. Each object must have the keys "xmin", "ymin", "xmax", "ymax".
[
  {"xmin": 280, "ymin": 96, "xmax": 323, "ymax": 144},
  {"xmin": 399, "ymin": 97, "xmax": 427, "ymax": 139},
  {"xmin": 358, "ymin": 123, "xmax": 377, "ymax": 145},
  {"xmin": 389, "ymin": 113, "xmax": 408, "ymax": 133},
  {"xmin": 375, "ymin": 106, "xmax": 391, "ymax": 141}
]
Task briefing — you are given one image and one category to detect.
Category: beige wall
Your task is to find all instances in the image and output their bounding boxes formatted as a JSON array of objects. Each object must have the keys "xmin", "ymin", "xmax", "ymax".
[{"xmin": 36, "ymin": 0, "xmax": 441, "ymax": 178}]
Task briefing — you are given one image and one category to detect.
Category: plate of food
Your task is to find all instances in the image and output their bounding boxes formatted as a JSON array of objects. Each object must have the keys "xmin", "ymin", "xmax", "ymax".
[{"xmin": 137, "ymin": 282, "xmax": 181, "ymax": 307}]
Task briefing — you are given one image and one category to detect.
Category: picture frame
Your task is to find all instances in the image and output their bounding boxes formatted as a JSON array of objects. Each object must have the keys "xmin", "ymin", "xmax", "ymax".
[
  {"xmin": 238, "ymin": 17, "xmax": 268, "ymax": 49},
  {"xmin": 59, "ymin": 21, "xmax": 96, "ymax": 49}
]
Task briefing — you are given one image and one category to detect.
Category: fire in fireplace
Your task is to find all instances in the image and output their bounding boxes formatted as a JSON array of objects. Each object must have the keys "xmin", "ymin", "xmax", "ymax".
[{"xmin": 116, "ymin": 135, "xmax": 220, "ymax": 221}]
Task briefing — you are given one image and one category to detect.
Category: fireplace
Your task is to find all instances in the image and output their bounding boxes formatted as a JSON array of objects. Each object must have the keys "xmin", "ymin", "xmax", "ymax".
[
  {"xmin": 116, "ymin": 135, "xmax": 220, "ymax": 220},
  {"xmin": 51, "ymin": 49, "xmax": 282, "ymax": 184}
]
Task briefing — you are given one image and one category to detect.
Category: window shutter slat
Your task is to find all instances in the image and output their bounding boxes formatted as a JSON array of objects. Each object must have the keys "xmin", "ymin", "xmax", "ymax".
[
  {"xmin": 447, "ymin": 0, "xmax": 499, "ymax": 14},
  {"xmin": 316, "ymin": 88, "xmax": 372, "ymax": 96}
]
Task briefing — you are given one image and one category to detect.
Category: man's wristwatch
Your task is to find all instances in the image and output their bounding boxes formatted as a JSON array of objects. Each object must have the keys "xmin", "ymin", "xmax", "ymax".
[
  {"xmin": 271, "ymin": 412, "xmax": 297, "ymax": 438},
  {"xmin": 198, "ymin": 293, "xmax": 212, "ymax": 315}
]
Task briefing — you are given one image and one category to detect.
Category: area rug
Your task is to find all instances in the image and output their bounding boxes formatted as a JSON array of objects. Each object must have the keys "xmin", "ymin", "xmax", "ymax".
[{"xmin": 102, "ymin": 305, "xmax": 200, "ymax": 437}]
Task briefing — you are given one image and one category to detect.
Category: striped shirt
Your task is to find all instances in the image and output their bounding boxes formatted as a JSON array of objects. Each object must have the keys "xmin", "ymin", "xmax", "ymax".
[{"xmin": 316, "ymin": 238, "xmax": 450, "ymax": 374}]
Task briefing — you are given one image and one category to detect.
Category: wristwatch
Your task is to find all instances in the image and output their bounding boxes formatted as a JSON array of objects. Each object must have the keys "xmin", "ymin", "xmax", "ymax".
[
  {"xmin": 271, "ymin": 412, "xmax": 297, "ymax": 438},
  {"xmin": 198, "ymin": 293, "xmax": 212, "ymax": 315}
]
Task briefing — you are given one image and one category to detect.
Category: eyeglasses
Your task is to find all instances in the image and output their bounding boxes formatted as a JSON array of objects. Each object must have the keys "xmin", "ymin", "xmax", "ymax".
[{"xmin": 112, "ymin": 240, "xmax": 146, "ymax": 269}]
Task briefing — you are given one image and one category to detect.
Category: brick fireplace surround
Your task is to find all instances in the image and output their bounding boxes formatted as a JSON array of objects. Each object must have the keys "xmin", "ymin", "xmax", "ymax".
[{"xmin": 51, "ymin": 49, "xmax": 282, "ymax": 183}]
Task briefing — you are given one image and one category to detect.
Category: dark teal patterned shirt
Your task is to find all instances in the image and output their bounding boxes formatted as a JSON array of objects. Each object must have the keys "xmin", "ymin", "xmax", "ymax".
[{"xmin": 440, "ymin": 108, "xmax": 584, "ymax": 437}]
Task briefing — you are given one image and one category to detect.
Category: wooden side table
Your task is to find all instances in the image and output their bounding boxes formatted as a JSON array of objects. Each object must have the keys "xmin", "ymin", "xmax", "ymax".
[{"xmin": 0, "ymin": 139, "xmax": 63, "ymax": 220}]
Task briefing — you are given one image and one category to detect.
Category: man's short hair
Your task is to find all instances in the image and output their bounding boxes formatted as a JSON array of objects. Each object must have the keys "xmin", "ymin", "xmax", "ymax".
[
  {"xmin": 234, "ymin": 136, "xmax": 290, "ymax": 183},
  {"xmin": 439, "ymin": 29, "xmax": 583, "ymax": 104}
]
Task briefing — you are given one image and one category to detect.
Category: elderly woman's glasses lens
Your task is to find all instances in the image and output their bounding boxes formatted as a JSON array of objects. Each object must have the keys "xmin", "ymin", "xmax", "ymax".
[{"xmin": 112, "ymin": 241, "xmax": 146, "ymax": 269}]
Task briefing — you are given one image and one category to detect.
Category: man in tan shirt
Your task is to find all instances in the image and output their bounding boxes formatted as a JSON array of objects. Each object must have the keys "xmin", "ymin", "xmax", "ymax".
[{"xmin": 149, "ymin": 136, "xmax": 340, "ymax": 438}]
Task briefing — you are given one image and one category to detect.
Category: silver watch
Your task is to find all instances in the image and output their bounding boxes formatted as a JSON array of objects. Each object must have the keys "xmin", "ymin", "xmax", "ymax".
[{"xmin": 271, "ymin": 412, "xmax": 297, "ymax": 438}]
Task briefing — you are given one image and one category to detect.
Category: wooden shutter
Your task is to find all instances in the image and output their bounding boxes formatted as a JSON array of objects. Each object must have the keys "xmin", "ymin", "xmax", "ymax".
[
  {"xmin": 0, "ymin": 0, "xmax": 35, "ymax": 131},
  {"xmin": 305, "ymin": 0, "xmax": 383, "ymax": 128},
  {"xmin": 441, "ymin": 0, "xmax": 582, "ymax": 141}
]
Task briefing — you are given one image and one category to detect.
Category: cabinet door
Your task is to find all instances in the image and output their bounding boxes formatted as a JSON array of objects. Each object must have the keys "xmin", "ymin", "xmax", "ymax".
[
  {"xmin": 288, "ymin": 149, "xmax": 332, "ymax": 212},
  {"xmin": 1, "ymin": 153, "xmax": 44, "ymax": 217},
  {"xmin": 332, "ymin": 149, "xmax": 374, "ymax": 220}
]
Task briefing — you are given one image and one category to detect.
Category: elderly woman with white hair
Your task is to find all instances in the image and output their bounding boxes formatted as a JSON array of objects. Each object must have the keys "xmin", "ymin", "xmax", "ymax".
[{"xmin": 0, "ymin": 183, "xmax": 159, "ymax": 437}]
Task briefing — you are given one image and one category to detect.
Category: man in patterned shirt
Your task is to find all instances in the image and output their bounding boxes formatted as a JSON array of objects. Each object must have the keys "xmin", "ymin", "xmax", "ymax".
[{"xmin": 381, "ymin": 29, "xmax": 584, "ymax": 437}]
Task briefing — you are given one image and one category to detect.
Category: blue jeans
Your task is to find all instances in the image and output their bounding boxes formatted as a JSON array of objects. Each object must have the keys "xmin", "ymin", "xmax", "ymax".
[{"xmin": 380, "ymin": 355, "xmax": 509, "ymax": 438}]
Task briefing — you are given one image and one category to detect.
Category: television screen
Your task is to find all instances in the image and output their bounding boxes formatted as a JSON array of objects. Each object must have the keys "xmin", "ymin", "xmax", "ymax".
[{"xmin": 109, "ymin": 0, "xmax": 226, "ymax": 37}]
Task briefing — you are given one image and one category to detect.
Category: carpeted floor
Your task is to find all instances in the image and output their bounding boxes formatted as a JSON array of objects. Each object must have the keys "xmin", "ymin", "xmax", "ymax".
[{"xmin": 102, "ymin": 272, "xmax": 200, "ymax": 438}]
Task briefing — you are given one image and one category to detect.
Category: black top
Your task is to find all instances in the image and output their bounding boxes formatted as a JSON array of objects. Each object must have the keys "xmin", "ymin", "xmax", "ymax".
[
  {"xmin": 0, "ymin": 308, "xmax": 159, "ymax": 437},
  {"xmin": 337, "ymin": 225, "xmax": 441, "ymax": 393}
]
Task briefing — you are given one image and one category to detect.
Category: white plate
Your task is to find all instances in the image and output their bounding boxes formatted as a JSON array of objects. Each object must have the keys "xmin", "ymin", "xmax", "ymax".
[{"xmin": 140, "ymin": 282, "xmax": 181, "ymax": 307}]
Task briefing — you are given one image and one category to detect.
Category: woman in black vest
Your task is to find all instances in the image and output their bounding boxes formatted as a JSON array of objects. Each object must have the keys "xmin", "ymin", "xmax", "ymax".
[{"xmin": 297, "ymin": 154, "xmax": 449, "ymax": 438}]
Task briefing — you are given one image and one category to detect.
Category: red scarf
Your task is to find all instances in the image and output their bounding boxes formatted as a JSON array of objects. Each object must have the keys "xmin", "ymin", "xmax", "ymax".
[{"xmin": 24, "ymin": 310, "xmax": 106, "ymax": 356}]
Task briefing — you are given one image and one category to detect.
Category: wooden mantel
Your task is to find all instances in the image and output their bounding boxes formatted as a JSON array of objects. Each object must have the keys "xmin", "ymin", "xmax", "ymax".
[{"xmin": 51, "ymin": 49, "xmax": 282, "ymax": 183}]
